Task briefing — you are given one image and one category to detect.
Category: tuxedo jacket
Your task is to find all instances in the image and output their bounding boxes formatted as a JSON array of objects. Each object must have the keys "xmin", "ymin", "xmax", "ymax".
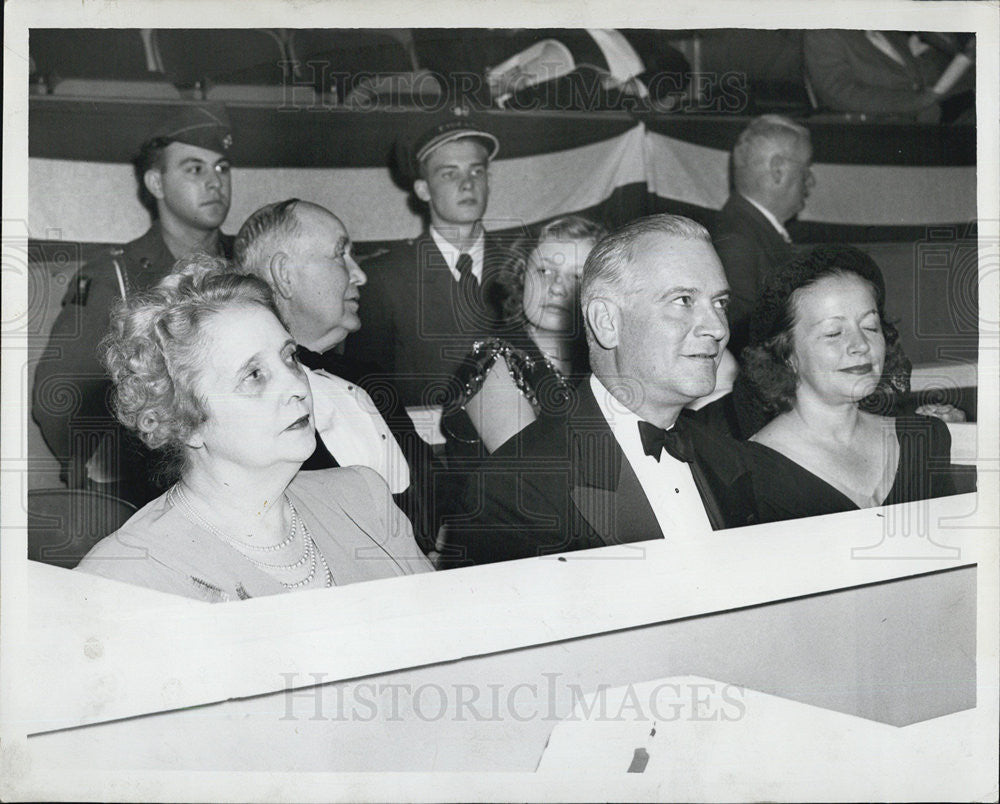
[
  {"xmin": 439, "ymin": 379, "xmax": 759, "ymax": 569},
  {"xmin": 345, "ymin": 230, "xmax": 507, "ymax": 408},
  {"xmin": 711, "ymin": 193, "xmax": 794, "ymax": 359},
  {"xmin": 803, "ymin": 30, "xmax": 937, "ymax": 118}
]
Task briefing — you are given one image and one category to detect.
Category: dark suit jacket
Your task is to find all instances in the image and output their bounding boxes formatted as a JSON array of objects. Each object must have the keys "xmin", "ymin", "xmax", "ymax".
[
  {"xmin": 440, "ymin": 379, "xmax": 759, "ymax": 568},
  {"xmin": 297, "ymin": 348, "xmax": 440, "ymax": 554},
  {"xmin": 711, "ymin": 193, "xmax": 794, "ymax": 359},
  {"xmin": 345, "ymin": 230, "xmax": 507, "ymax": 408},
  {"xmin": 803, "ymin": 30, "xmax": 937, "ymax": 119}
]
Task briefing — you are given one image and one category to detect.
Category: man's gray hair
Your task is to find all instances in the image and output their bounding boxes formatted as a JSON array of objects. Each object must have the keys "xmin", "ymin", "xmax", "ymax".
[
  {"xmin": 732, "ymin": 114, "xmax": 811, "ymax": 195},
  {"xmin": 580, "ymin": 213, "xmax": 711, "ymax": 310},
  {"xmin": 232, "ymin": 198, "xmax": 303, "ymax": 278}
]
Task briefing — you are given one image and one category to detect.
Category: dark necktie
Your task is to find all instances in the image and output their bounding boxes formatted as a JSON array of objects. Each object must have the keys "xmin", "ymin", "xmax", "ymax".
[
  {"xmin": 454, "ymin": 252, "xmax": 481, "ymax": 319},
  {"xmin": 456, "ymin": 252, "xmax": 474, "ymax": 283},
  {"xmin": 637, "ymin": 418, "xmax": 694, "ymax": 464}
]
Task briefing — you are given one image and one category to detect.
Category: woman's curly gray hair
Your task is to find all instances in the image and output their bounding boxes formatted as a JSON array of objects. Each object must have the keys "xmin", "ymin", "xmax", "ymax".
[{"xmin": 100, "ymin": 253, "xmax": 280, "ymax": 480}]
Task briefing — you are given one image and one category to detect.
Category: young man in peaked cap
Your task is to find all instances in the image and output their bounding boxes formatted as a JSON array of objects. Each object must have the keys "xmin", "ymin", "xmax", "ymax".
[
  {"xmin": 345, "ymin": 106, "xmax": 508, "ymax": 410},
  {"xmin": 33, "ymin": 103, "xmax": 236, "ymax": 506}
]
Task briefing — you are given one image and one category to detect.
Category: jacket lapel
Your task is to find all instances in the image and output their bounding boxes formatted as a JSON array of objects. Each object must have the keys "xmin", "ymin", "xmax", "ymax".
[
  {"xmin": 417, "ymin": 234, "xmax": 458, "ymax": 335},
  {"xmin": 681, "ymin": 411, "xmax": 759, "ymax": 529},
  {"xmin": 566, "ymin": 388, "xmax": 759, "ymax": 539},
  {"xmin": 567, "ymin": 381, "xmax": 662, "ymax": 547},
  {"xmin": 879, "ymin": 31, "xmax": 925, "ymax": 85},
  {"xmin": 147, "ymin": 513, "xmax": 290, "ymax": 601}
]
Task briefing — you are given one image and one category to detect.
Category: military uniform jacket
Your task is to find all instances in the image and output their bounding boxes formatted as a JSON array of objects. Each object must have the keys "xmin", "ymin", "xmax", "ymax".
[
  {"xmin": 711, "ymin": 193, "xmax": 795, "ymax": 359},
  {"xmin": 344, "ymin": 230, "xmax": 507, "ymax": 409},
  {"xmin": 32, "ymin": 223, "xmax": 233, "ymax": 502}
]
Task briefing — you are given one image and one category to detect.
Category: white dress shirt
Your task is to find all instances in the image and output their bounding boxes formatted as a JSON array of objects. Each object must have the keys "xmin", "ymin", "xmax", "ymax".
[
  {"xmin": 744, "ymin": 194, "xmax": 792, "ymax": 244},
  {"xmin": 590, "ymin": 375, "xmax": 713, "ymax": 539},
  {"xmin": 306, "ymin": 369, "xmax": 410, "ymax": 494},
  {"xmin": 430, "ymin": 226, "xmax": 485, "ymax": 284}
]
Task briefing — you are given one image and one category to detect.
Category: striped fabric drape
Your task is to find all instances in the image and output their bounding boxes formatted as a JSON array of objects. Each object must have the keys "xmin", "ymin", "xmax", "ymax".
[{"xmin": 28, "ymin": 100, "xmax": 975, "ymax": 247}]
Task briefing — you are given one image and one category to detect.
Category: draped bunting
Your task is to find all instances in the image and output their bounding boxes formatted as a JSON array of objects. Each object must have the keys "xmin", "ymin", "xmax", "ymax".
[{"xmin": 28, "ymin": 99, "xmax": 975, "ymax": 246}]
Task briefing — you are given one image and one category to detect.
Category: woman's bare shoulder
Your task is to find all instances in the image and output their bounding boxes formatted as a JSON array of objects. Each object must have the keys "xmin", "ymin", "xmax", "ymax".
[{"xmin": 750, "ymin": 413, "xmax": 796, "ymax": 449}]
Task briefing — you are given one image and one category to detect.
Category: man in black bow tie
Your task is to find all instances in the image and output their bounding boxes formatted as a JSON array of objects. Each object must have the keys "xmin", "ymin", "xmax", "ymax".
[
  {"xmin": 233, "ymin": 199, "xmax": 437, "ymax": 553},
  {"xmin": 441, "ymin": 214, "xmax": 759, "ymax": 568}
]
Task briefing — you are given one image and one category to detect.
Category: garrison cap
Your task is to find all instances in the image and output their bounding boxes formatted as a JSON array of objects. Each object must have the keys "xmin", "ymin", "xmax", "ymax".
[
  {"xmin": 146, "ymin": 103, "xmax": 233, "ymax": 154},
  {"xmin": 401, "ymin": 106, "xmax": 499, "ymax": 180}
]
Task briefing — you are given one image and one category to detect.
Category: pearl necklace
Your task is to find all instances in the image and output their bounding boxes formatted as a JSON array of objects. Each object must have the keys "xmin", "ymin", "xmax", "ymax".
[{"xmin": 169, "ymin": 485, "xmax": 333, "ymax": 590}]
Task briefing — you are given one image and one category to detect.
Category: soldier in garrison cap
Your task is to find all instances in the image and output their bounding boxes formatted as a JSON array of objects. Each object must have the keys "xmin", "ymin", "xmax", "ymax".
[
  {"xmin": 33, "ymin": 103, "xmax": 236, "ymax": 506},
  {"xmin": 345, "ymin": 107, "xmax": 507, "ymax": 410}
]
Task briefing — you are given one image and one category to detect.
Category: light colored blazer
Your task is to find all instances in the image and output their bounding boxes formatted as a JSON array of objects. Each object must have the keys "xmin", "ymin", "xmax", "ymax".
[{"xmin": 76, "ymin": 467, "xmax": 433, "ymax": 602}]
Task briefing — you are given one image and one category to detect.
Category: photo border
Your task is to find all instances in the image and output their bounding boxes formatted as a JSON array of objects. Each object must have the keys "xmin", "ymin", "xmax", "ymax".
[{"xmin": 3, "ymin": 0, "xmax": 998, "ymax": 800}]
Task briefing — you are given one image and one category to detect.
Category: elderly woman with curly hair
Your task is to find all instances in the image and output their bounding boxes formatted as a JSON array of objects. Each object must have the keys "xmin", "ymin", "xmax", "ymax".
[
  {"xmin": 738, "ymin": 244, "xmax": 967, "ymax": 523},
  {"xmin": 441, "ymin": 215, "xmax": 607, "ymax": 457},
  {"xmin": 76, "ymin": 255, "xmax": 431, "ymax": 601}
]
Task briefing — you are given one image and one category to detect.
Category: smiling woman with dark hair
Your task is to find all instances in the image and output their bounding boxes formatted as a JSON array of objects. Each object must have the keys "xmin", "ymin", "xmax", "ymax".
[
  {"xmin": 76, "ymin": 255, "xmax": 431, "ymax": 601},
  {"xmin": 738, "ymin": 244, "xmax": 968, "ymax": 523}
]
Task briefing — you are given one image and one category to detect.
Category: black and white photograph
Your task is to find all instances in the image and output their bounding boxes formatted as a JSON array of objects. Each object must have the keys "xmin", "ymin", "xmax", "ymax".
[{"xmin": 1, "ymin": 0, "xmax": 998, "ymax": 800}]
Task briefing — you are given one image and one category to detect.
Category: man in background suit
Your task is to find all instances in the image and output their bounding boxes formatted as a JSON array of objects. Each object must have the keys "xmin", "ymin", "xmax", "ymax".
[
  {"xmin": 441, "ymin": 214, "xmax": 758, "ymax": 569},
  {"xmin": 345, "ymin": 107, "xmax": 505, "ymax": 409},
  {"xmin": 712, "ymin": 114, "xmax": 814, "ymax": 359},
  {"xmin": 804, "ymin": 29, "xmax": 955, "ymax": 123},
  {"xmin": 234, "ymin": 198, "xmax": 438, "ymax": 554},
  {"xmin": 33, "ymin": 104, "xmax": 235, "ymax": 506}
]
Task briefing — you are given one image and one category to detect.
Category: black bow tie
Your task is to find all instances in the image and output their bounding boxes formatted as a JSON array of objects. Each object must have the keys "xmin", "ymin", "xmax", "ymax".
[
  {"xmin": 638, "ymin": 418, "xmax": 694, "ymax": 464},
  {"xmin": 296, "ymin": 345, "xmax": 325, "ymax": 371}
]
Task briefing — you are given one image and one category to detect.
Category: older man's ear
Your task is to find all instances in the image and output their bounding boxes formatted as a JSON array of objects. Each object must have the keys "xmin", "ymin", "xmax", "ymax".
[
  {"xmin": 267, "ymin": 251, "xmax": 294, "ymax": 300},
  {"xmin": 585, "ymin": 297, "xmax": 621, "ymax": 351}
]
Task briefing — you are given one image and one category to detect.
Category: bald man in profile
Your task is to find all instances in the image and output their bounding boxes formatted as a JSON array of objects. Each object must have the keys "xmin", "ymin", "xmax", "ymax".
[{"xmin": 712, "ymin": 115, "xmax": 815, "ymax": 358}]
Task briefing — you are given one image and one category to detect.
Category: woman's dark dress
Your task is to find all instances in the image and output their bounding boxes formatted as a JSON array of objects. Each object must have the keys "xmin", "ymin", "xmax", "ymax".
[{"xmin": 741, "ymin": 414, "xmax": 967, "ymax": 524}]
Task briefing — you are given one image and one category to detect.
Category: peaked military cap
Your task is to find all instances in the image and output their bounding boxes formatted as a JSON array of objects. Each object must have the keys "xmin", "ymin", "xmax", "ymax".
[{"xmin": 401, "ymin": 106, "xmax": 499, "ymax": 179}]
